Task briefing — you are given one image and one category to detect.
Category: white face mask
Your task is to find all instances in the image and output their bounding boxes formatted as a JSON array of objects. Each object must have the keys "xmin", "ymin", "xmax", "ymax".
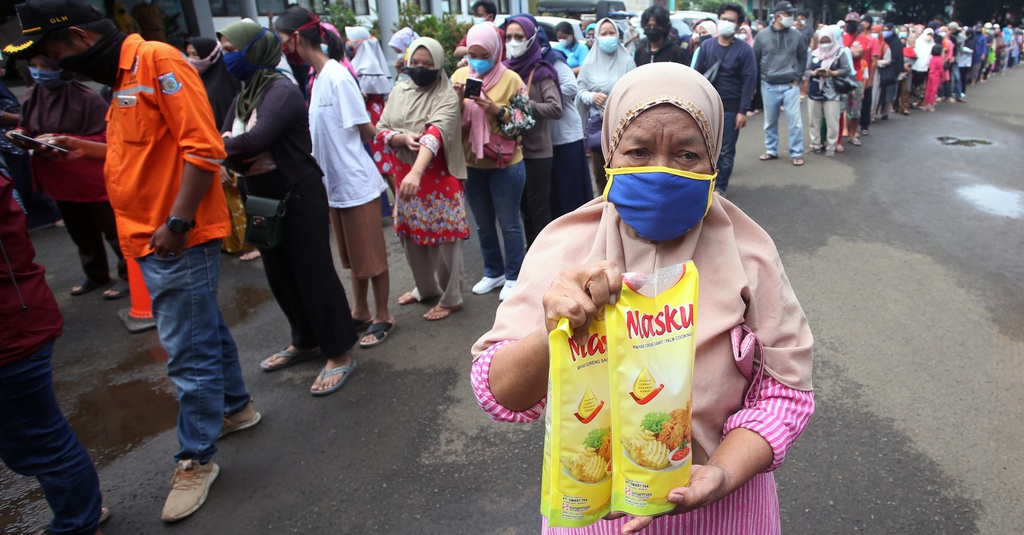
[
  {"xmin": 737, "ymin": 31, "xmax": 749, "ymax": 40},
  {"xmin": 819, "ymin": 41, "xmax": 833, "ymax": 50},
  {"xmin": 780, "ymin": 16, "xmax": 794, "ymax": 29},
  {"xmin": 473, "ymin": 16, "xmax": 487, "ymax": 25},
  {"xmin": 506, "ymin": 36, "xmax": 533, "ymax": 58},
  {"xmin": 872, "ymin": 32, "xmax": 879, "ymax": 39},
  {"xmin": 718, "ymin": 21, "xmax": 737, "ymax": 37},
  {"xmin": 558, "ymin": 38, "xmax": 571, "ymax": 49}
]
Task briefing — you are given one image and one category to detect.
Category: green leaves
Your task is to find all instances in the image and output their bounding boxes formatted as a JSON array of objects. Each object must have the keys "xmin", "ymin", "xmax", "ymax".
[
  {"xmin": 640, "ymin": 412, "xmax": 671, "ymax": 435},
  {"xmin": 583, "ymin": 427, "xmax": 610, "ymax": 450}
]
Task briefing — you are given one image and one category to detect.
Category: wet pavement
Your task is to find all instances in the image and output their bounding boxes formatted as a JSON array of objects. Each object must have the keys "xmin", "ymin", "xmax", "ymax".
[{"xmin": 3, "ymin": 70, "xmax": 1023, "ymax": 534}]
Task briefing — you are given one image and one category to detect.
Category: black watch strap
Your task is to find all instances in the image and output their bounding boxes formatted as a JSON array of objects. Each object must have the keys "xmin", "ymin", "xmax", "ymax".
[{"xmin": 165, "ymin": 216, "xmax": 196, "ymax": 234}]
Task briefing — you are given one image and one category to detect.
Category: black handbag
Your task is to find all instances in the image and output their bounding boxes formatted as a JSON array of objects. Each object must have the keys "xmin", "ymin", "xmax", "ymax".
[
  {"xmin": 833, "ymin": 72, "xmax": 858, "ymax": 94},
  {"xmin": 244, "ymin": 194, "xmax": 288, "ymax": 249},
  {"xmin": 585, "ymin": 112, "xmax": 603, "ymax": 151}
]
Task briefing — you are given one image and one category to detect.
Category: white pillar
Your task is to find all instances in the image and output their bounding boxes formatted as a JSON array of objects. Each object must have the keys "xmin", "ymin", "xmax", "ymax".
[{"xmin": 377, "ymin": 0, "xmax": 400, "ymax": 63}]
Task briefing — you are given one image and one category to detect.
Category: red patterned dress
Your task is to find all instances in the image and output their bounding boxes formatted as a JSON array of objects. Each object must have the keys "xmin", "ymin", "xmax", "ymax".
[{"xmin": 375, "ymin": 125, "xmax": 469, "ymax": 245}]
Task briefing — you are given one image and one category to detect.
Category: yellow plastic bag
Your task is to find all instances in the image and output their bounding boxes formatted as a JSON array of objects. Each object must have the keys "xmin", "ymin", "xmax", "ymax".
[
  {"xmin": 541, "ymin": 316, "xmax": 612, "ymax": 527},
  {"xmin": 607, "ymin": 262, "xmax": 699, "ymax": 516}
]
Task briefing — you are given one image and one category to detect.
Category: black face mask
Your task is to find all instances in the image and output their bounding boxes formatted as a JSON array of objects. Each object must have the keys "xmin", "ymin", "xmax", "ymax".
[
  {"xmin": 846, "ymin": 22, "xmax": 859, "ymax": 35},
  {"xmin": 58, "ymin": 30, "xmax": 128, "ymax": 87},
  {"xmin": 644, "ymin": 27, "xmax": 665, "ymax": 42},
  {"xmin": 404, "ymin": 66, "xmax": 439, "ymax": 87}
]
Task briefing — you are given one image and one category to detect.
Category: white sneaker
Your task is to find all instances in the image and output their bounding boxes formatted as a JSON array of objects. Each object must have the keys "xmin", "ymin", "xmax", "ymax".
[
  {"xmin": 498, "ymin": 280, "xmax": 516, "ymax": 301},
  {"xmin": 161, "ymin": 460, "xmax": 219, "ymax": 522},
  {"xmin": 472, "ymin": 275, "xmax": 506, "ymax": 295}
]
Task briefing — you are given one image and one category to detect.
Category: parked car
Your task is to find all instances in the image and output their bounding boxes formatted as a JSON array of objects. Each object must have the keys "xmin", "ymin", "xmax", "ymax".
[{"xmin": 535, "ymin": 15, "xmax": 585, "ymax": 43}]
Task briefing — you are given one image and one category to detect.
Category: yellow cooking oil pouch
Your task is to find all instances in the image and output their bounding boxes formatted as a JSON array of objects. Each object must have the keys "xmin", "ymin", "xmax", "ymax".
[
  {"xmin": 607, "ymin": 262, "xmax": 698, "ymax": 517},
  {"xmin": 541, "ymin": 315, "xmax": 612, "ymax": 527}
]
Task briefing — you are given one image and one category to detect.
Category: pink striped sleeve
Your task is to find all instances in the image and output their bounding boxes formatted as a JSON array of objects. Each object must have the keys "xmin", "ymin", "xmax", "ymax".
[
  {"xmin": 722, "ymin": 376, "xmax": 815, "ymax": 472},
  {"xmin": 470, "ymin": 340, "xmax": 547, "ymax": 423}
]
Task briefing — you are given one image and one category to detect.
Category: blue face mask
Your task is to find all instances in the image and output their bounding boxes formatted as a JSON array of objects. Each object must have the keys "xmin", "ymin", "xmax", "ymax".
[
  {"xmin": 603, "ymin": 166, "xmax": 717, "ymax": 242},
  {"xmin": 883, "ymin": 30, "xmax": 894, "ymax": 39},
  {"xmin": 223, "ymin": 28, "xmax": 274, "ymax": 81},
  {"xmin": 898, "ymin": 32, "xmax": 908, "ymax": 39},
  {"xmin": 469, "ymin": 57, "xmax": 494, "ymax": 75},
  {"xmin": 29, "ymin": 67, "xmax": 66, "ymax": 89},
  {"xmin": 598, "ymin": 35, "xmax": 619, "ymax": 53}
]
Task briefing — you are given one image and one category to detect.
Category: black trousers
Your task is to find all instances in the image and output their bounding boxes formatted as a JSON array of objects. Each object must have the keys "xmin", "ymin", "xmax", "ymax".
[
  {"xmin": 54, "ymin": 200, "xmax": 126, "ymax": 283},
  {"xmin": 520, "ymin": 157, "xmax": 553, "ymax": 248},
  {"xmin": 959, "ymin": 66, "xmax": 971, "ymax": 95},
  {"xmin": 859, "ymin": 85, "xmax": 873, "ymax": 132},
  {"xmin": 244, "ymin": 172, "xmax": 358, "ymax": 357}
]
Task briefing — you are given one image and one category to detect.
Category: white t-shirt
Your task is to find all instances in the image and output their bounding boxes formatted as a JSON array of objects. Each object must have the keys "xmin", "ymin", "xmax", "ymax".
[{"xmin": 309, "ymin": 60, "xmax": 386, "ymax": 208}]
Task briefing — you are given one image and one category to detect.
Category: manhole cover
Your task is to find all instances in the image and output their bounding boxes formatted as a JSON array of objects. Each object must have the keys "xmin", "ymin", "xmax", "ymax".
[{"xmin": 937, "ymin": 136, "xmax": 992, "ymax": 147}]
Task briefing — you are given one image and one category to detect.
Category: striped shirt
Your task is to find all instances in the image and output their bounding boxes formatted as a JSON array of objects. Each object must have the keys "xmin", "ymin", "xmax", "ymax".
[{"xmin": 470, "ymin": 340, "xmax": 815, "ymax": 534}]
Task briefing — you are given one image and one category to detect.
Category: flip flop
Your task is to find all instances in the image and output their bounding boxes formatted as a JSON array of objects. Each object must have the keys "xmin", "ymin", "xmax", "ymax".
[
  {"xmin": 99, "ymin": 507, "xmax": 111, "ymax": 524},
  {"xmin": 359, "ymin": 322, "xmax": 395, "ymax": 348},
  {"xmin": 792, "ymin": 158, "xmax": 805, "ymax": 166},
  {"xmin": 310, "ymin": 360, "xmax": 357, "ymax": 396},
  {"xmin": 423, "ymin": 304, "xmax": 462, "ymax": 321},
  {"xmin": 70, "ymin": 278, "xmax": 107, "ymax": 296},
  {"xmin": 759, "ymin": 153, "xmax": 778, "ymax": 161},
  {"xmin": 398, "ymin": 289, "xmax": 421, "ymax": 305},
  {"xmin": 103, "ymin": 279, "xmax": 130, "ymax": 300},
  {"xmin": 260, "ymin": 347, "xmax": 322, "ymax": 372},
  {"xmin": 850, "ymin": 137, "xmax": 862, "ymax": 147}
]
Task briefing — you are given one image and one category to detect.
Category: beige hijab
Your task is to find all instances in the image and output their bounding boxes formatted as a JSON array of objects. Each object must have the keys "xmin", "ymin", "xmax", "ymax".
[
  {"xmin": 472, "ymin": 63, "xmax": 813, "ymax": 463},
  {"xmin": 376, "ymin": 37, "xmax": 467, "ymax": 179}
]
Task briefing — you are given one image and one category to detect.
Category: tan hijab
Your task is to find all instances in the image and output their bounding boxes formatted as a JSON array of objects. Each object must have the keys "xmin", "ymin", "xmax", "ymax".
[
  {"xmin": 472, "ymin": 63, "xmax": 813, "ymax": 463},
  {"xmin": 376, "ymin": 37, "xmax": 467, "ymax": 179}
]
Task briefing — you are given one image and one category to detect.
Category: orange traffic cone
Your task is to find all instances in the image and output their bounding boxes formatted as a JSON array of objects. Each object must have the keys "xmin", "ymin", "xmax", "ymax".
[{"xmin": 116, "ymin": 257, "xmax": 157, "ymax": 333}]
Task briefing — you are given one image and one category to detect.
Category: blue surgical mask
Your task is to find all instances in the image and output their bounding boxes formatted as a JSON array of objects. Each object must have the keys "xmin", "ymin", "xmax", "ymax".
[
  {"xmin": 223, "ymin": 28, "xmax": 274, "ymax": 81},
  {"xmin": 603, "ymin": 166, "xmax": 717, "ymax": 242},
  {"xmin": 469, "ymin": 57, "xmax": 494, "ymax": 75},
  {"xmin": 899, "ymin": 32, "xmax": 908, "ymax": 39},
  {"xmin": 598, "ymin": 35, "xmax": 618, "ymax": 53},
  {"xmin": 473, "ymin": 17, "xmax": 487, "ymax": 25},
  {"xmin": 29, "ymin": 67, "xmax": 66, "ymax": 89},
  {"xmin": 883, "ymin": 30, "xmax": 894, "ymax": 39}
]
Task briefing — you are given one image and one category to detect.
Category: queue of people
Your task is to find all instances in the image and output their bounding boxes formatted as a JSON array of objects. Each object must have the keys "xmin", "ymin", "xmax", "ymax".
[{"xmin": 0, "ymin": 0, "xmax": 1019, "ymax": 532}]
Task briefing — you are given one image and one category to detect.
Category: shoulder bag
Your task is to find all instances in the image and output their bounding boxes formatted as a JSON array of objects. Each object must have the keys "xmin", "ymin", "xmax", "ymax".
[
  {"xmin": 244, "ymin": 191, "xmax": 289, "ymax": 249},
  {"xmin": 484, "ymin": 68, "xmax": 535, "ymax": 168}
]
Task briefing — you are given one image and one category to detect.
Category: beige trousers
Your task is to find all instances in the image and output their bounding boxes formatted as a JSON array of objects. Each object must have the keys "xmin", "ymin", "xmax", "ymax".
[
  {"xmin": 808, "ymin": 99, "xmax": 842, "ymax": 150},
  {"xmin": 401, "ymin": 236, "xmax": 464, "ymax": 309}
]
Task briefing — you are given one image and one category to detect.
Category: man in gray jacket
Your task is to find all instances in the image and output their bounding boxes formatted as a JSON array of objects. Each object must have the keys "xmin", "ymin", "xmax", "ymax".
[{"xmin": 753, "ymin": 0, "xmax": 807, "ymax": 166}]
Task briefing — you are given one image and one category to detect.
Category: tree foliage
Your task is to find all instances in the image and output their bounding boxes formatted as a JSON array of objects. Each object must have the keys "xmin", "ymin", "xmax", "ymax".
[
  {"xmin": 322, "ymin": 3, "xmax": 381, "ymax": 39},
  {"xmin": 393, "ymin": 2, "xmax": 471, "ymax": 74}
]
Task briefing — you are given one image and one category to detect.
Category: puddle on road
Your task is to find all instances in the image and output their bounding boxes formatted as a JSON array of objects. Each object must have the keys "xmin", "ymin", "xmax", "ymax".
[
  {"xmin": 937, "ymin": 136, "xmax": 992, "ymax": 147},
  {"xmin": 221, "ymin": 284, "xmax": 275, "ymax": 326},
  {"xmin": 956, "ymin": 185, "xmax": 1024, "ymax": 218}
]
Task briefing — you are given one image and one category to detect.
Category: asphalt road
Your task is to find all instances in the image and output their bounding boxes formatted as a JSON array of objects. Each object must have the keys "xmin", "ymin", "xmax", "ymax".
[{"xmin": 2, "ymin": 69, "xmax": 1022, "ymax": 535}]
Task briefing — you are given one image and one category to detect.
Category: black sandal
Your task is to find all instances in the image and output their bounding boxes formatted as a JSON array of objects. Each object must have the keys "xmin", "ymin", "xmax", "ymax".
[{"xmin": 70, "ymin": 278, "xmax": 107, "ymax": 296}]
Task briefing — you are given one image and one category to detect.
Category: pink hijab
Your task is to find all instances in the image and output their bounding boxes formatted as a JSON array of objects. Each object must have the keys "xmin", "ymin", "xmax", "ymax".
[{"xmin": 462, "ymin": 22, "xmax": 508, "ymax": 159}]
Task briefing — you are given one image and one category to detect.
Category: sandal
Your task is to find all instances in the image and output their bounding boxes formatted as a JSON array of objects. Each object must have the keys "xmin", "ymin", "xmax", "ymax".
[
  {"xmin": 260, "ymin": 346, "xmax": 321, "ymax": 372},
  {"xmin": 359, "ymin": 322, "xmax": 395, "ymax": 348},
  {"xmin": 398, "ymin": 289, "xmax": 421, "ymax": 305},
  {"xmin": 70, "ymin": 278, "xmax": 107, "ymax": 296},
  {"xmin": 424, "ymin": 304, "xmax": 462, "ymax": 321},
  {"xmin": 792, "ymin": 158, "xmax": 805, "ymax": 166},
  {"xmin": 759, "ymin": 153, "xmax": 778, "ymax": 161},
  {"xmin": 352, "ymin": 316, "xmax": 372, "ymax": 331},
  {"xmin": 850, "ymin": 137, "xmax": 862, "ymax": 147},
  {"xmin": 310, "ymin": 360, "xmax": 357, "ymax": 397},
  {"xmin": 103, "ymin": 279, "xmax": 130, "ymax": 300},
  {"xmin": 239, "ymin": 250, "xmax": 261, "ymax": 261}
]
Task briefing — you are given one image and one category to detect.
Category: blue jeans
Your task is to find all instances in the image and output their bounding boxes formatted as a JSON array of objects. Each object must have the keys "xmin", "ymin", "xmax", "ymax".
[
  {"xmin": 0, "ymin": 342, "xmax": 102, "ymax": 535},
  {"xmin": 464, "ymin": 162, "xmax": 527, "ymax": 281},
  {"xmin": 136, "ymin": 239, "xmax": 250, "ymax": 464},
  {"xmin": 761, "ymin": 81, "xmax": 804, "ymax": 158},
  {"xmin": 719, "ymin": 110, "xmax": 741, "ymax": 192}
]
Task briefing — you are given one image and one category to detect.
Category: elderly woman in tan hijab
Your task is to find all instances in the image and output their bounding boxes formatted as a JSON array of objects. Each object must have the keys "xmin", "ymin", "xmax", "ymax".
[{"xmin": 470, "ymin": 63, "xmax": 814, "ymax": 534}]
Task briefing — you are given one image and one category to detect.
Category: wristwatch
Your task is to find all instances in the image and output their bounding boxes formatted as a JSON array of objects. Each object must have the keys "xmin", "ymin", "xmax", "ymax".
[{"xmin": 165, "ymin": 216, "xmax": 196, "ymax": 234}]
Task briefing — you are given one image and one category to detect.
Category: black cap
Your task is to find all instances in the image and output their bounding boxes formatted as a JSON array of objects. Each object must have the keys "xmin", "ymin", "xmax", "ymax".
[
  {"xmin": 2, "ymin": 0, "xmax": 103, "ymax": 59},
  {"xmin": 773, "ymin": 1, "xmax": 795, "ymax": 14}
]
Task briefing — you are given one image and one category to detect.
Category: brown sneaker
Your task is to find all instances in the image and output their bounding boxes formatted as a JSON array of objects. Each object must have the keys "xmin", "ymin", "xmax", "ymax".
[
  {"xmin": 220, "ymin": 399, "xmax": 261, "ymax": 438},
  {"xmin": 161, "ymin": 460, "xmax": 219, "ymax": 522}
]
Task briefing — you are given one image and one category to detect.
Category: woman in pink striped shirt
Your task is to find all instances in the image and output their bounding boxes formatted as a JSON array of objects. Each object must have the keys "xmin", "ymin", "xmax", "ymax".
[{"xmin": 470, "ymin": 63, "xmax": 815, "ymax": 535}]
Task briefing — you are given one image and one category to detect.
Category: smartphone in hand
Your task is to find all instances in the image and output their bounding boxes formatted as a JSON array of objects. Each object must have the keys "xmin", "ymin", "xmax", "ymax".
[
  {"xmin": 9, "ymin": 132, "xmax": 69, "ymax": 154},
  {"xmin": 464, "ymin": 77, "xmax": 483, "ymax": 99}
]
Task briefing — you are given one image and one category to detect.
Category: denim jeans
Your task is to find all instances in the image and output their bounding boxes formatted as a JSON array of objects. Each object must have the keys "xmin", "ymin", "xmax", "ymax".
[
  {"xmin": 718, "ymin": 110, "xmax": 741, "ymax": 192},
  {"xmin": 761, "ymin": 81, "xmax": 804, "ymax": 158},
  {"xmin": 136, "ymin": 239, "xmax": 250, "ymax": 463},
  {"xmin": 464, "ymin": 162, "xmax": 527, "ymax": 281},
  {"xmin": 0, "ymin": 342, "xmax": 102, "ymax": 535}
]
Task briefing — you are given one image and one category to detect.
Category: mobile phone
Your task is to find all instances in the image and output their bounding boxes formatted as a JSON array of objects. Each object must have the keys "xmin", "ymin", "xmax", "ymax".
[
  {"xmin": 464, "ymin": 77, "xmax": 483, "ymax": 99},
  {"xmin": 9, "ymin": 132, "xmax": 69, "ymax": 154}
]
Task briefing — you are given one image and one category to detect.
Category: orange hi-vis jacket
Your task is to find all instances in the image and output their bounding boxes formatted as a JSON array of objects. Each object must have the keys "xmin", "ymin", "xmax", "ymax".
[{"xmin": 105, "ymin": 34, "xmax": 229, "ymax": 259}]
